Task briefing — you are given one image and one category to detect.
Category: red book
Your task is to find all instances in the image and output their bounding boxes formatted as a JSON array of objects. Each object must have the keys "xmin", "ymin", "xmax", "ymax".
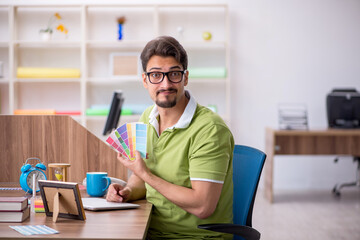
[{"xmin": 0, "ymin": 197, "xmax": 28, "ymax": 211}]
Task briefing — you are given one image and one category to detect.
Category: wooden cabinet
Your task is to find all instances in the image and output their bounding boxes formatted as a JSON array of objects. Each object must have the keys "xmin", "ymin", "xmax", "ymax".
[{"xmin": 0, "ymin": 3, "xmax": 230, "ymax": 139}]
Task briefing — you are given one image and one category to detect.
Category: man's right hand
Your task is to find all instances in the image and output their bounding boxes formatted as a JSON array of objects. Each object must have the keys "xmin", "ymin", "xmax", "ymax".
[{"xmin": 106, "ymin": 183, "xmax": 132, "ymax": 203}]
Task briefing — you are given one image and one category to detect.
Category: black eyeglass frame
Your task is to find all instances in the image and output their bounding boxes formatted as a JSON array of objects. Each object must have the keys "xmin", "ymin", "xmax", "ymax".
[{"xmin": 145, "ymin": 70, "xmax": 187, "ymax": 84}]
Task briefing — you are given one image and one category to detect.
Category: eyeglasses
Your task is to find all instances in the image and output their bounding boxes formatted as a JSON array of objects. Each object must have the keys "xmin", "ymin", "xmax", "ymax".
[{"xmin": 145, "ymin": 70, "xmax": 187, "ymax": 84}]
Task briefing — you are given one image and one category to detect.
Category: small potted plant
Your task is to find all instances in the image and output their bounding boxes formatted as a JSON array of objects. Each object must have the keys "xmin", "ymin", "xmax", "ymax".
[{"xmin": 39, "ymin": 13, "xmax": 68, "ymax": 41}]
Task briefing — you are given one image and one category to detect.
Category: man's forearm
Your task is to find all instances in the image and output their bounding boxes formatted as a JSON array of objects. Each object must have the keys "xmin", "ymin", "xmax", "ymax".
[
  {"xmin": 126, "ymin": 174, "xmax": 146, "ymax": 201},
  {"xmin": 140, "ymin": 170, "xmax": 222, "ymax": 219}
]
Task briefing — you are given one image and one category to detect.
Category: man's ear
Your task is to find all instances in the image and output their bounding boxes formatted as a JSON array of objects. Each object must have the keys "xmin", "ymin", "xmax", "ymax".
[
  {"xmin": 184, "ymin": 70, "xmax": 189, "ymax": 86},
  {"xmin": 142, "ymin": 72, "xmax": 148, "ymax": 89}
]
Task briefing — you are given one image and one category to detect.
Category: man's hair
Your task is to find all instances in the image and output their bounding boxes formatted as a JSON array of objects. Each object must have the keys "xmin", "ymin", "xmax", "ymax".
[{"xmin": 140, "ymin": 36, "xmax": 188, "ymax": 72}]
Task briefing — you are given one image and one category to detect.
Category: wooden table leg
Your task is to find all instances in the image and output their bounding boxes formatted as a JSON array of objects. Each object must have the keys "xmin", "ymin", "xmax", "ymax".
[{"xmin": 265, "ymin": 128, "xmax": 275, "ymax": 203}]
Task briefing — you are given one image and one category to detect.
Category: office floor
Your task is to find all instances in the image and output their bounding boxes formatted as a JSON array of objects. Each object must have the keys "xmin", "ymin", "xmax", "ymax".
[{"xmin": 253, "ymin": 188, "xmax": 360, "ymax": 240}]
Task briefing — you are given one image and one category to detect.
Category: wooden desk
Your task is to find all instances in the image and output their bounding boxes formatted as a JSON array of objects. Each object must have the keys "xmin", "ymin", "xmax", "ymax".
[
  {"xmin": 265, "ymin": 128, "xmax": 360, "ymax": 203},
  {"xmin": 0, "ymin": 189, "xmax": 152, "ymax": 239}
]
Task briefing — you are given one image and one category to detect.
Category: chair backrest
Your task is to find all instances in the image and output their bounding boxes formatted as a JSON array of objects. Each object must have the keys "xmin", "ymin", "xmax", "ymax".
[{"xmin": 233, "ymin": 145, "xmax": 266, "ymax": 227}]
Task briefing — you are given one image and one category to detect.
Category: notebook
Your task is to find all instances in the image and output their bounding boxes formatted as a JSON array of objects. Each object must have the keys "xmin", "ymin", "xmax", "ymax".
[{"xmin": 81, "ymin": 197, "xmax": 139, "ymax": 211}]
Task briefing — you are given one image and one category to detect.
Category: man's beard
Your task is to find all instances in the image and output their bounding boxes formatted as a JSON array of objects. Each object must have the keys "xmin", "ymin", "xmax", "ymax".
[
  {"xmin": 155, "ymin": 88, "xmax": 178, "ymax": 108},
  {"xmin": 156, "ymin": 98, "xmax": 177, "ymax": 108}
]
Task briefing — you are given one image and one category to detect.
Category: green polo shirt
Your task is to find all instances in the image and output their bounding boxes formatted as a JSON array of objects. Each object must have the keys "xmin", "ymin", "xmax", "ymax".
[{"xmin": 139, "ymin": 93, "xmax": 234, "ymax": 240}]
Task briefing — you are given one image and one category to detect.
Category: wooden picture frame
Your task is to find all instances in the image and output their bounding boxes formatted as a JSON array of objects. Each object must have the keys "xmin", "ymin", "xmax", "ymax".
[
  {"xmin": 38, "ymin": 180, "xmax": 86, "ymax": 222},
  {"xmin": 109, "ymin": 52, "xmax": 141, "ymax": 78}
]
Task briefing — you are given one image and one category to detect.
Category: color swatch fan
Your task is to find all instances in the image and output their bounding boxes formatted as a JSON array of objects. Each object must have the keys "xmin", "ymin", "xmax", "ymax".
[{"xmin": 106, "ymin": 122, "xmax": 148, "ymax": 160}]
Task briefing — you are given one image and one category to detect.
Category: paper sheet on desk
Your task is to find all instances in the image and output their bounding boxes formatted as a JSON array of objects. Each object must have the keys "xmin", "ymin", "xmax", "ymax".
[
  {"xmin": 10, "ymin": 225, "xmax": 59, "ymax": 236},
  {"xmin": 82, "ymin": 197, "xmax": 139, "ymax": 211}
]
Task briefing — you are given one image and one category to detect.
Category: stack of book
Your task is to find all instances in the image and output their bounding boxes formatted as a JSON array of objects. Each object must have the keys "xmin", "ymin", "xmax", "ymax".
[{"xmin": 0, "ymin": 197, "xmax": 30, "ymax": 222}]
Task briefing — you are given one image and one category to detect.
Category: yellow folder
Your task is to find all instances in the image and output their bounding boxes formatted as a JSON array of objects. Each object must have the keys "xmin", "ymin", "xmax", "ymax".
[{"xmin": 17, "ymin": 67, "xmax": 81, "ymax": 78}]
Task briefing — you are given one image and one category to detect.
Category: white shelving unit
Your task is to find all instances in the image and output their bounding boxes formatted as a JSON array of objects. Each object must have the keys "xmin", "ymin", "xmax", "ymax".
[{"xmin": 0, "ymin": 3, "xmax": 230, "ymax": 139}]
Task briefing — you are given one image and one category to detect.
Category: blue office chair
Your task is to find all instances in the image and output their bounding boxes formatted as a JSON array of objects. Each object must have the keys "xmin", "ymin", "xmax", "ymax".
[{"xmin": 198, "ymin": 145, "xmax": 266, "ymax": 240}]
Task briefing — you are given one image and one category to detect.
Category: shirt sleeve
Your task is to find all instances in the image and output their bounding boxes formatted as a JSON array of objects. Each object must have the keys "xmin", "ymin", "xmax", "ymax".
[{"xmin": 189, "ymin": 124, "xmax": 234, "ymax": 183}]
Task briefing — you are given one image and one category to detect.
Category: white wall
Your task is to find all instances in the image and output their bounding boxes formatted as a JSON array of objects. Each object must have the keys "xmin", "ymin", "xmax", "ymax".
[{"xmin": 228, "ymin": 0, "xmax": 360, "ymax": 190}]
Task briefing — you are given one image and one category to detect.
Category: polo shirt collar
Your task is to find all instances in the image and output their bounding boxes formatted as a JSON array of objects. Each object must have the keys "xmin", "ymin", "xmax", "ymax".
[{"xmin": 149, "ymin": 90, "xmax": 197, "ymax": 135}]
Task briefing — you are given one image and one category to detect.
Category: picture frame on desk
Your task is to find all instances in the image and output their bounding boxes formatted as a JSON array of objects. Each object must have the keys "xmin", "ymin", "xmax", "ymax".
[
  {"xmin": 109, "ymin": 52, "xmax": 141, "ymax": 79},
  {"xmin": 38, "ymin": 180, "xmax": 86, "ymax": 222}
]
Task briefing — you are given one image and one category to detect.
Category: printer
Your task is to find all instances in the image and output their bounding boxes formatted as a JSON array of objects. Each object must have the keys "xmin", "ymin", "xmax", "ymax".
[{"xmin": 326, "ymin": 88, "xmax": 360, "ymax": 128}]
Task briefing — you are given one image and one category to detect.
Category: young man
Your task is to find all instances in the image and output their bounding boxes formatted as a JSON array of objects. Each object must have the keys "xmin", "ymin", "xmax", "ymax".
[{"xmin": 106, "ymin": 36, "xmax": 234, "ymax": 239}]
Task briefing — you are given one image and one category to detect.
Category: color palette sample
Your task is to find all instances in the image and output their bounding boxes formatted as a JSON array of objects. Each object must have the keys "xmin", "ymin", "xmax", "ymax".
[{"xmin": 106, "ymin": 122, "xmax": 148, "ymax": 160}]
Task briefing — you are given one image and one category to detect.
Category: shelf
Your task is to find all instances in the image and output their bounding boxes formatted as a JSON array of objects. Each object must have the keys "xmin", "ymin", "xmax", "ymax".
[
  {"xmin": 86, "ymin": 115, "xmax": 141, "ymax": 121},
  {"xmin": 86, "ymin": 40, "xmax": 226, "ymax": 50},
  {"xmin": 87, "ymin": 77, "xmax": 140, "ymax": 84},
  {"xmin": 86, "ymin": 40, "xmax": 147, "ymax": 49},
  {"xmin": 183, "ymin": 41, "xmax": 226, "ymax": 50},
  {"xmin": 15, "ymin": 78, "xmax": 81, "ymax": 83},
  {"xmin": 15, "ymin": 40, "xmax": 81, "ymax": 48}
]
